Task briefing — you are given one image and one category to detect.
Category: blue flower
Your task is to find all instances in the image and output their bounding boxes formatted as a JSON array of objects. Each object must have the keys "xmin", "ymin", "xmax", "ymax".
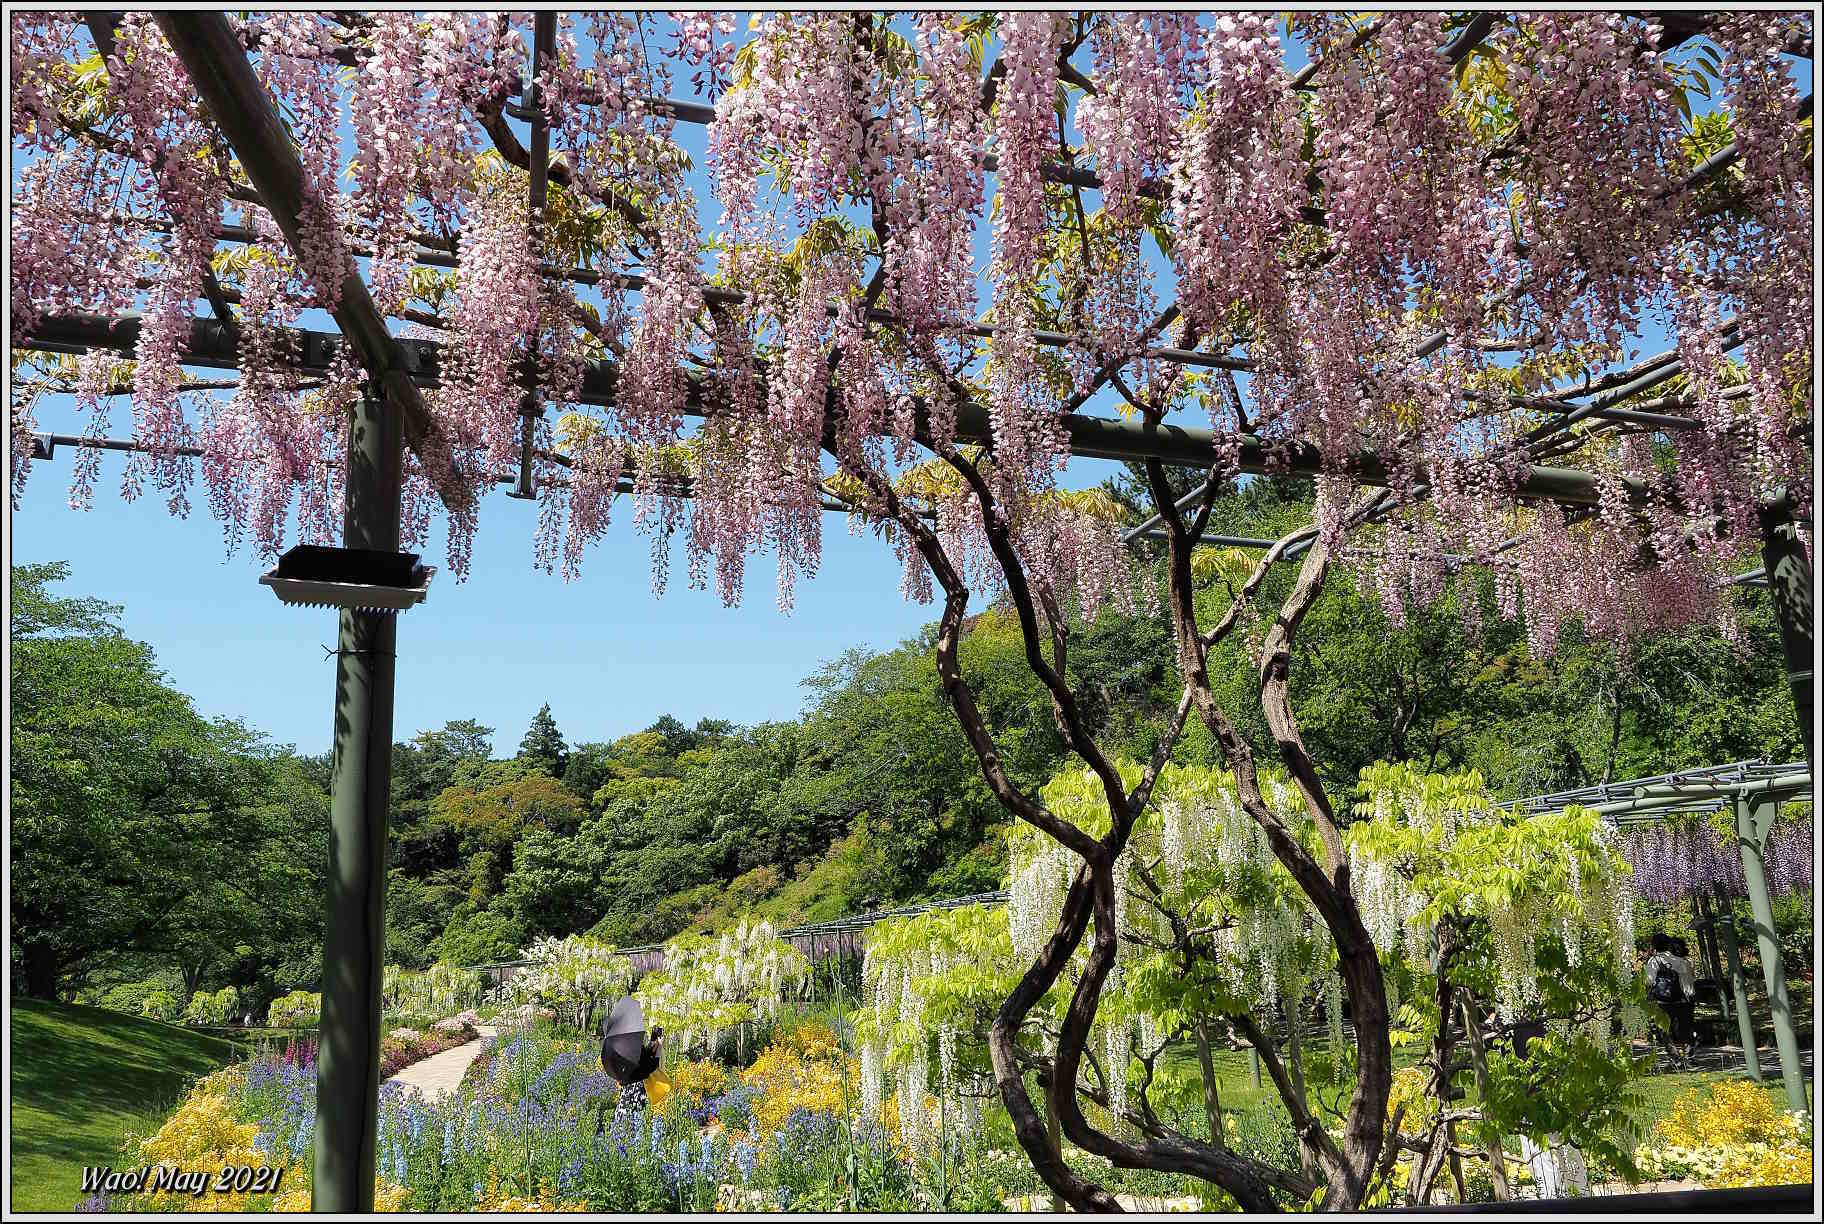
[{"xmin": 734, "ymin": 1139, "xmax": 757, "ymax": 1183}]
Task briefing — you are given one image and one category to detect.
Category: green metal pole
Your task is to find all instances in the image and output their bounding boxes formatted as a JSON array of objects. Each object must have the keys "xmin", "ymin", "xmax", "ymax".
[
  {"xmin": 1759, "ymin": 491, "xmax": 1813, "ymax": 764},
  {"xmin": 1713, "ymin": 885, "xmax": 1762, "ymax": 1083},
  {"xmin": 1734, "ymin": 794, "xmax": 1807, "ymax": 1114},
  {"xmin": 1692, "ymin": 891, "xmax": 1730, "ymax": 1023},
  {"xmin": 313, "ymin": 383, "xmax": 403, "ymax": 1209}
]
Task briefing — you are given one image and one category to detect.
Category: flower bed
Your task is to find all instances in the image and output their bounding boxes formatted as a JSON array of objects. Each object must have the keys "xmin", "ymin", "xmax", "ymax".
[
  {"xmin": 1634, "ymin": 1080, "xmax": 1813, "ymax": 1189},
  {"xmin": 85, "ymin": 1019, "xmax": 1023, "ymax": 1211},
  {"xmin": 379, "ymin": 1022, "xmax": 477, "ymax": 1079}
]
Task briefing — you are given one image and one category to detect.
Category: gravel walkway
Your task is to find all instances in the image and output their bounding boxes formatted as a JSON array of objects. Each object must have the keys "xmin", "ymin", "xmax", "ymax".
[{"xmin": 385, "ymin": 1024, "xmax": 498, "ymax": 1102}]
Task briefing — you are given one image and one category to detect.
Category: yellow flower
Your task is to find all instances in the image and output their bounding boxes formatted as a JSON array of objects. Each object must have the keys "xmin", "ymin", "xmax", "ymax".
[
  {"xmin": 671, "ymin": 1058, "xmax": 729, "ymax": 1102},
  {"xmin": 740, "ymin": 1023, "xmax": 855, "ymax": 1139},
  {"xmin": 262, "ymin": 1177, "xmax": 410, "ymax": 1212},
  {"xmin": 272, "ymin": 1182, "xmax": 311, "ymax": 1212},
  {"xmin": 130, "ymin": 1084, "xmax": 268, "ymax": 1212},
  {"xmin": 1656, "ymin": 1081, "xmax": 1790, "ymax": 1148},
  {"xmin": 474, "ymin": 1170, "xmax": 584, "ymax": 1212},
  {"xmin": 1642, "ymin": 1081, "xmax": 1812, "ymax": 1190}
]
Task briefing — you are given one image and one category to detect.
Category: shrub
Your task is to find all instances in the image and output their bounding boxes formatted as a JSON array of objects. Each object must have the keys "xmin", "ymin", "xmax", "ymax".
[
  {"xmin": 138, "ymin": 989, "xmax": 181, "ymax": 1022},
  {"xmin": 384, "ymin": 962, "xmax": 485, "ymax": 1018},
  {"xmin": 1636, "ymin": 1080, "xmax": 1813, "ymax": 1188},
  {"xmin": 378, "ymin": 1022, "xmax": 478, "ymax": 1078},
  {"xmin": 740, "ymin": 1022, "xmax": 852, "ymax": 1139},
  {"xmin": 100, "ymin": 977, "xmax": 177, "ymax": 1016},
  {"xmin": 182, "ymin": 986, "xmax": 240, "ymax": 1027},
  {"xmin": 266, "ymin": 990, "xmax": 320, "ymax": 1029},
  {"xmin": 669, "ymin": 1059, "xmax": 730, "ymax": 1104}
]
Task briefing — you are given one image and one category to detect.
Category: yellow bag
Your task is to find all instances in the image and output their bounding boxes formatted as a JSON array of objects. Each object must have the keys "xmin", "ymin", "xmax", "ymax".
[{"xmin": 644, "ymin": 1068, "xmax": 672, "ymax": 1109}]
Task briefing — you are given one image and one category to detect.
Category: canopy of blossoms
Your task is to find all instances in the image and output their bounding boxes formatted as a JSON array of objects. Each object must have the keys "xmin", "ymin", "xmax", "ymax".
[
  {"xmin": 9, "ymin": 11, "xmax": 1813, "ymax": 644},
  {"xmin": 1619, "ymin": 811, "xmax": 1814, "ymax": 903}
]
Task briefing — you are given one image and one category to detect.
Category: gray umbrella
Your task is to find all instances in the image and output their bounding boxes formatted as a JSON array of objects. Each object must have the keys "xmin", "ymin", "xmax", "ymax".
[{"xmin": 601, "ymin": 997, "xmax": 647, "ymax": 1079}]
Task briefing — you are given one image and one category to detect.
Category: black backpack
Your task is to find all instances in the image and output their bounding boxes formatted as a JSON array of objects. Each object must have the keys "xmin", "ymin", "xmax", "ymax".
[{"xmin": 1649, "ymin": 961, "xmax": 1682, "ymax": 1004}]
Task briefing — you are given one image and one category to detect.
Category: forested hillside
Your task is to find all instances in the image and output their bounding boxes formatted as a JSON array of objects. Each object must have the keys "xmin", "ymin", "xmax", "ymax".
[
  {"xmin": 16, "ymin": 475, "xmax": 1803, "ymax": 1007},
  {"xmin": 378, "ymin": 475, "xmax": 1804, "ymax": 967}
]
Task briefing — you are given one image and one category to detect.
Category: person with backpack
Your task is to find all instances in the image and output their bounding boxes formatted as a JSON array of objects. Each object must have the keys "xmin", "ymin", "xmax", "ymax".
[{"xmin": 1645, "ymin": 932, "xmax": 1697, "ymax": 1062}]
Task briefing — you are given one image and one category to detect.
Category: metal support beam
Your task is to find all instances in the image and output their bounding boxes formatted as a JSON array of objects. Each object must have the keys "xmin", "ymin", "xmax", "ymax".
[
  {"xmin": 1713, "ymin": 885, "xmax": 1762, "ymax": 1083},
  {"xmin": 1733, "ymin": 794, "xmax": 1807, "ymax": 1115},
  {"xmin": 18, "ymin": 310, "xmax": 1653, "ymax": 511},
  {"xmin": 1759, "ymin": 491, "xmax": 1814, "ymax": 764},
  {"xmin": 312, "ymin": 383, "xmax": 403, "ymax": 1210},
  {"xmin": 1692, "ymin": 890, "xmax": 1731, "ymax": 1024}
]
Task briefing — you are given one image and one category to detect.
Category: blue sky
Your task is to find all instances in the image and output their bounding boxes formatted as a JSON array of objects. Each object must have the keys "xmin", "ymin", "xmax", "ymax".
[
  {"xmin": 9, "ymin": 16, "xmax": 1803, "ymax": 757},
  {"xmin": 10, "ymin": 13, "xmax": 1139, "ymax": 757}
]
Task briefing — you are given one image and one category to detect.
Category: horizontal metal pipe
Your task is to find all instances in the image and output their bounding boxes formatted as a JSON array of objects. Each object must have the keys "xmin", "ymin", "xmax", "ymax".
[
  {"xmin": 14, "ymin": 311, "xmax": 1654, "ymax": 510},
  {"xmin": 1634, "ymin": 774, "xmax": 1811, "ymax": 801}
]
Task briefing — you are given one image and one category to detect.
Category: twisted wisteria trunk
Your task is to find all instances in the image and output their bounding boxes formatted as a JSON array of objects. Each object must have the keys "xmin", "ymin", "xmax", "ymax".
[{"xmin": 1143, "ymin": 456, "xmax": 1394, "ymax": 1208}]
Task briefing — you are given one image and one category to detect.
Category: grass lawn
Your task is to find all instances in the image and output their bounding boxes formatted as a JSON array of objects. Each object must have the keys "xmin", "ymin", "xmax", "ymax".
[
  {"xmin": 9, "ymin": 998, "xmax": 248, "ymax": 1213},
  {"xmin": 1157, "ymin": 1034, "xmax": 1804, "ymax": 1147}
]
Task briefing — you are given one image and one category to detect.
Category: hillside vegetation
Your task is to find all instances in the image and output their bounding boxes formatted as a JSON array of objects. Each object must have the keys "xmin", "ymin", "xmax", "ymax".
[
  {"xmin": 381, "ymin": 475, "xmax": 1804, "ymax": 965},
  {"xmin": 18, "ymin": 476, "xmax": 1802, "ymax": 1010}
]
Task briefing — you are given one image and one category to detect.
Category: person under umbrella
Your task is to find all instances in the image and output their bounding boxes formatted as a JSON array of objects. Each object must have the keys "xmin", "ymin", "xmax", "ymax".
[{"xmin": 601, "ymin": 997, "xmax": 669, "ymax": 1109}]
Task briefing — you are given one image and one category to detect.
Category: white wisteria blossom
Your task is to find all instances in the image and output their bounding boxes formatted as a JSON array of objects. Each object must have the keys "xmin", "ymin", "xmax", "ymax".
[{"xmin": 636, "ymin": 917, "xmax": 810, "ymax": 1057}]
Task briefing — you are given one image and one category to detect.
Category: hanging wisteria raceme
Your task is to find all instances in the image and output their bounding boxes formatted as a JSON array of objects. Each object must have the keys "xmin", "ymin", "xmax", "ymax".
[
  {"xmin": 1066, "ymin": 14, "xmax": 1197, "ymax": 392},
  {"xmin": 1500, "ymin": 13, "xmax": 1686, "ymax": 355},
  {"xmin": 439, "ymin": 182, "xmax": 544, "ymax": 480},
  {"xmin": 201, "ymin": 227, "xmax": 343, "ymax": 559},
  {"xmin": 1762, "ymin": 813, "xmax": 1814, "ymax": 898},
  {"xmin": 635, "ymin": 917, "xmax": 812, "ymax": 1058},
  {"xmin": 10, "ymin": 11, "xmax": 78, "ymax": 152},
  {"xmin": 246, "ymin": 14, "xmax": 347, "ymax": 303},
  {"xmin": 1348, "ymin": 763, "xmax": 1638, "ymax": 1029},
  {"xmin": 1705, "ymin": 13, "xmax": 1815, "ymax": 513},
  {"xmin": 508, "ymin": 934, "xmax": 632, "ymax": 1032},
  {"xmin": 7, "ymin": 12, "xmax": 1813, "ymax": 641},
  {"xmin": 669, "ymin": 10, "xmax": 736, "ymax": 101},
  {"xmin": 1618, "ymin": 812, "xmax": 1814, "ymax": 904},
  {"xmin": 856, "ymin": 906, "xmax": 1001, "ymax": 1154},
  {"xmin": 1169, "ymin": 15, "xmax": 1305, "ymax": 363},
  {"xmin": 1077, "ymin": 14, "xmax": 1196, "ymax": 229},
  {"xmin": 384, "ymin": 961, "xmax": 486, "ymax": 1018},
  {"xmin": 984, "ymin": 11, "xmax": 1066, "ymax": 486},
  {"xmin": 871, "ymin": 13, "xmax": 984, "ymax": 347},
  {"xmin": 349, "ymin": 12, "xmax": 438, "ymax": 313},
  {"xmin": 709, "ymin": 12, "xmax": 865, "ymax": 236},
  {"xmin": 1012, "ymin": 764, "xmax": 1330, "ymax": 1019}
]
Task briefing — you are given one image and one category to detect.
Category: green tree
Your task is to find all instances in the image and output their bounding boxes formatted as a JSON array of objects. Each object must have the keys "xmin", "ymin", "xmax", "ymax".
[
  {"xmin": 560, "ymin": 740, "xmax": 617, "ymax": 803},
  {"xmin": 497, "ymin": 821, "xmax": 616, "ymax": 938},
  {"xmin": 394, "ymin": 719, "xmax": 494, "ymax": 809},
  {"xmin": 10, "ymin": 563, "xmax": 314, "ymax": 999},
  {"xmin": 516, "ymin": 703, "xmax": 568, "ymax": 777},
  {"xmin": 432, "ymin": 904, "xmax": 525, "ymax": 966}
]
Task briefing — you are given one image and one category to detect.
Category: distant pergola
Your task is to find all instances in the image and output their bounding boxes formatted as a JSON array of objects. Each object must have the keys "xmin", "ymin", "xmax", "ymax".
[
  {"xmin": 1508, "ymin": 759, "xmax": 1813, "ymax": 1115},
  {"xmin": 11, "ymin": 12, "xmax": 1815, "ymax": 1210}
]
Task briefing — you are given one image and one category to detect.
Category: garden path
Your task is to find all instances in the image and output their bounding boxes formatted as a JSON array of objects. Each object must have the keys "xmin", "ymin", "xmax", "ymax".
[{"xmin": 386, "ymin": 1024, "xmax": 498, "ymax": 1102}]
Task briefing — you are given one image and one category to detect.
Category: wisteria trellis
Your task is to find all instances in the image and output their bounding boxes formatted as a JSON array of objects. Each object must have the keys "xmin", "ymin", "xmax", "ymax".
[{"xmin": 9, "ymin": 11, "xmax": 1813, "ymax": 645}]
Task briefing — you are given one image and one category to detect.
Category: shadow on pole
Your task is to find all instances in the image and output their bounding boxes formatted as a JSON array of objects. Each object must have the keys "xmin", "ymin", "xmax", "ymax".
[{"xmin": 313, "ymin": 384, "xmax": 404, "ymax": 1209}]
